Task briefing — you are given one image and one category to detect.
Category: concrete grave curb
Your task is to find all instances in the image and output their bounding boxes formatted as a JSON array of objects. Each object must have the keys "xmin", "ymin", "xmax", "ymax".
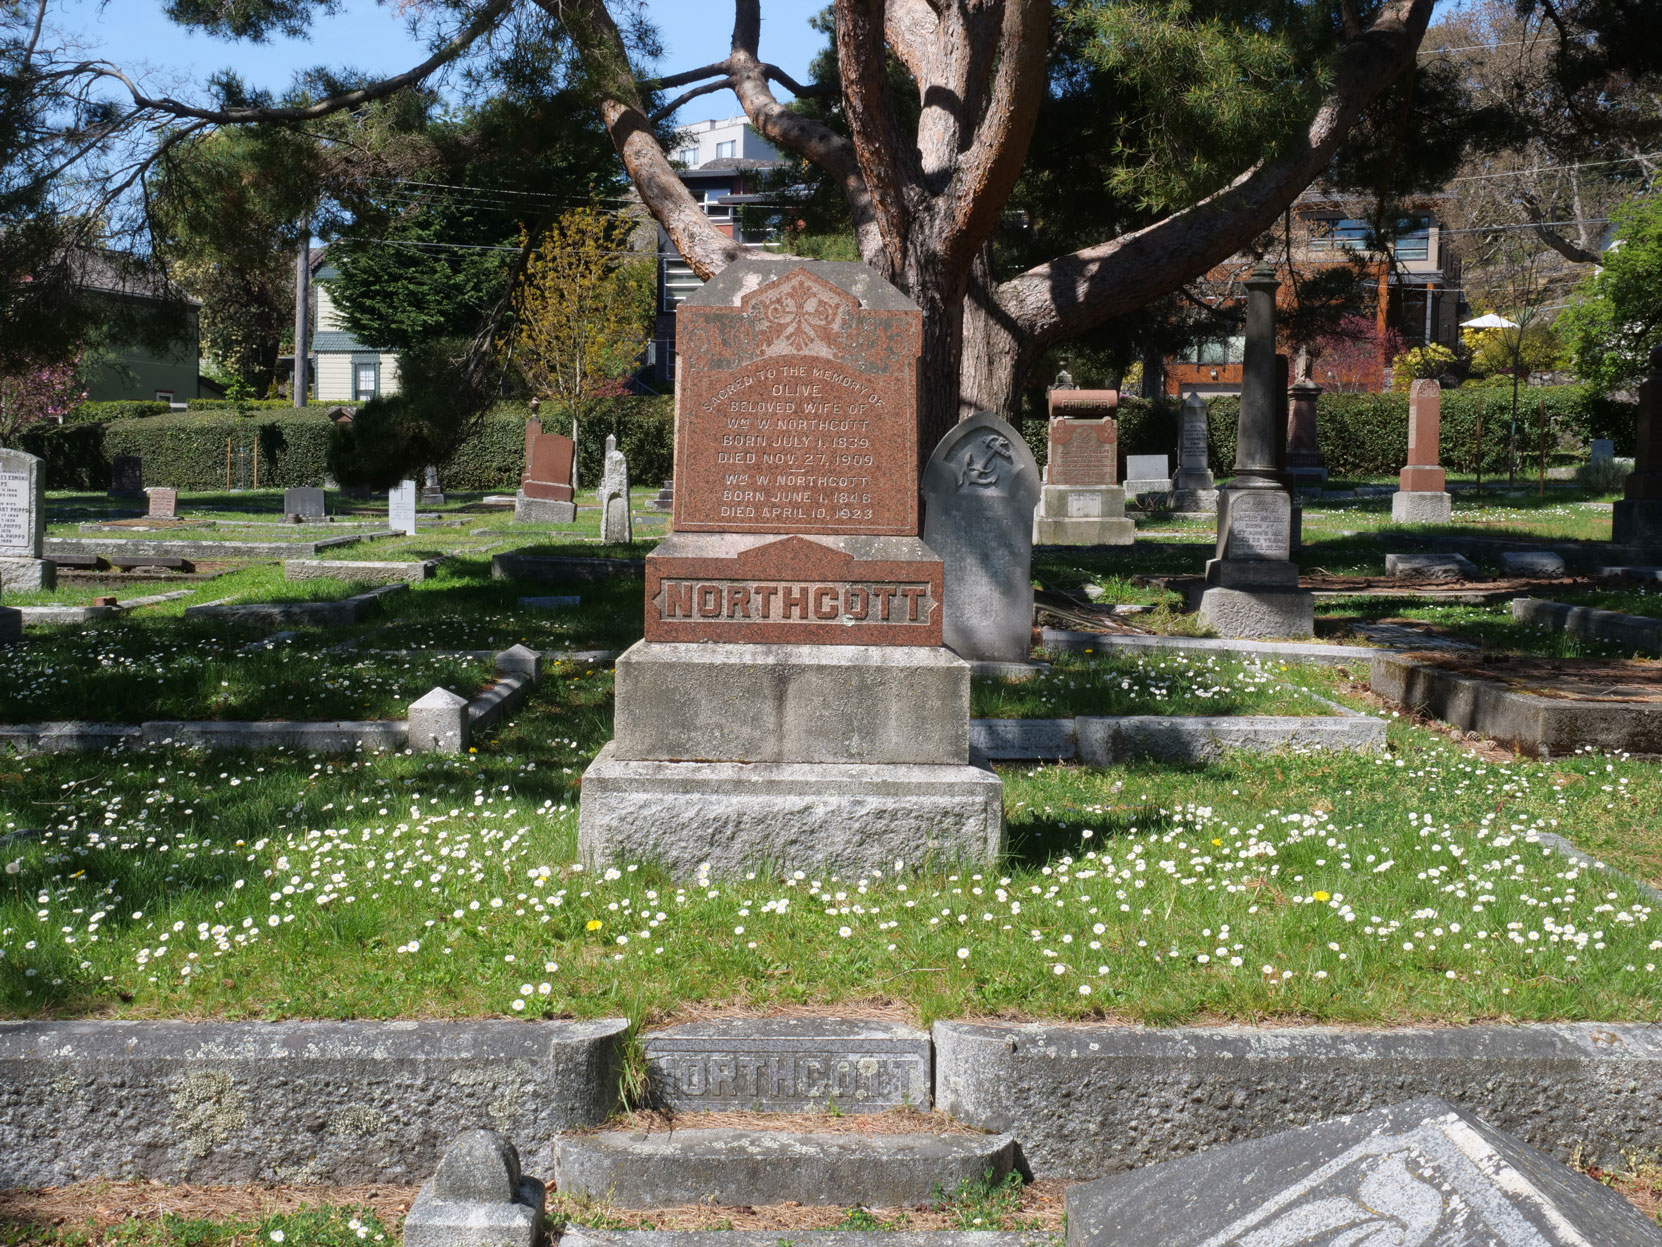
[
  {"xmin": 1513, "ymin": 596, "xmax": 1662, "ymax": 654},
  {"xmin": 0, "ymin": 1019, "xmax": 627, "ymax": 1186},
  {"xmin": 285, "ymin": 558, "xmax": 440, "ymax": 585},
  {"xmin": 1039, "ymin": 628, "xmax": 1377, "ymax": 667},
  {"xmin": 932, "ymin": 1021, "xmax": 1662, "ymax": 1179},
  {"xmin": 491, "ymin": 550, "xmax": 646, "ymax": 582},
  {"xmin": 185, "ymin": 583, "xmax": 407, "ymax": 628},
  {"xmin": 969, "ymin": 715, "xmax": 1384, "ymax": 762},
  {"xmin": 47, "ymin": 535, "xmax": 386, "ymax": 560}
]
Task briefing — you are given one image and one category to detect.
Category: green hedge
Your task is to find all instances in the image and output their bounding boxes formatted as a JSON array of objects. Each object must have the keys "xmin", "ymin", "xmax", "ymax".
[
  {"xmin": 21, "ymin": 395, "xmax": 677, "ymax": 492},
  {"xmin": 1021, "ymin": 386, "xmax": 1636, "ymax": 480}
]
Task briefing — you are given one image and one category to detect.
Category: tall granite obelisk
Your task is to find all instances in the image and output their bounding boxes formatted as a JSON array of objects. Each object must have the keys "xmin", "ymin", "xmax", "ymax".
[{"xmin": 1196, "ymin": 264, "xmax": 1314, "ymax": 638}]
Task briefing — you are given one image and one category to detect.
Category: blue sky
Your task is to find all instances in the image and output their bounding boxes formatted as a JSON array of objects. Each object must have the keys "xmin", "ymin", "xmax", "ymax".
[{"xmin": 61, "ymin": 0, "xmax": 828, "ymax": 122}]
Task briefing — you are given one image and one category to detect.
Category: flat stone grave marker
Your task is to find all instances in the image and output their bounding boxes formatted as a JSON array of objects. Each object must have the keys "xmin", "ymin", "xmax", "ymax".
[
  {"xmin": 1066, "ymin": 1095, "xmax": 1662, "ymax": 1247},
  {"xmin": 283, "ymin": 487, "xmax": 326, "ymax": 519},
  {"xmin": 644, "ymin": 1017, "xmax": 932, "ymax": 1113},
  {"xmin": 1386, "ymin": 552, "xmax": 1478, "ymax": 581},
  {"xmin": 922, "ymin": 410, "xmax": 1041, "ymax": 664},
  {"xmin": 388, "ymin": 479, "xmax": 417, "ymax": 536},
  {"xmin": 145, "ymin": 488, "xmax": 177, "ymax": 520},
  {"xmin": 1500, "ymin": 550, "xmax": 1566, "ymax": 577}
]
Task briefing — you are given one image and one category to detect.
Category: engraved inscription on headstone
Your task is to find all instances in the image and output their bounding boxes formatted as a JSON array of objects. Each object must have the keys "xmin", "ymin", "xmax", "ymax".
[
  {"xmin": 1067, "ymin": 492, "xmax": 1103, "ymax": 518},
  {"xmin": 389, "ymin": 479, "xmax": 418, "ymax": 536},
  {"xmin": 1181, "ymin": 412, "xmax": 1208, "ymax": 462},
  {"xmin": 1219, "ymin": 490, "xmax": 1291, "ymax": 562},
  {"xmin": 0, "ymin": 449, "xmax": 43, "ymax": 558},
  {"xmin": 146, "ymin": 488, "xmax": 178, "ymax": 520},
  {"xmin": 644, "ymin": 1019, "xmax": 932, "ymax": 1113},
  {"xmin": 674, "ymin": 264, "xmax": 920, "ymax": 536},
  {"xmin": 1046, "ymin": 418, "xmax": 1119, "ymax": 486}
]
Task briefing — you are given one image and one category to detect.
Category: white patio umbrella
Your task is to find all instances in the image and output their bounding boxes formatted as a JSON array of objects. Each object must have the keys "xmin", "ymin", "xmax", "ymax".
[{"xmin": 1461, "ymin": 313, "xmax": 1524, "ymax": 486}]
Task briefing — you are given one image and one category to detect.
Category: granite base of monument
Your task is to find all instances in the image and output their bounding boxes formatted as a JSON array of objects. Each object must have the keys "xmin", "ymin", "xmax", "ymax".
[
  {"xmin": 1168, "ymin": 488, "xmax": 1218, "ymax": 514},
  {"xmin": 0, "ymin": 558, "xmax": 54, "ymax": 593},
  {"xmin": 1032, "ymin": 485, "xmax": 1134, "ymax": 545},
  {"xmin": 513, "ymin": 491, "xmax": 577, "ymax": 525},
  {"xmin": 1613, "ymin": 499, "xmax": 1662, "ymax": 548},
  {"xmin": 612, "ymin": 642, "xmax": 968, "ymax": 765},
  {"xmin": 0, "ymin": 606, "xmax": 19, "ymax": 645},
  {"xmin": 1392, "ymin": 489, "xmax": 1453, "ymax": 524},
  {"xmin": 578, "ymin": 744, "xmax": 1004, "ymax": 878},
  {"xmin": 1196, "ymin": 586, "xmax": 1316, "ymax": 639}
]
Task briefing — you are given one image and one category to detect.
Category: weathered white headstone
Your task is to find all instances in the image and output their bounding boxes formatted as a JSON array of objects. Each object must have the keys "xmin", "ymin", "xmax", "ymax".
[
  {"xmin": 1171, "ymin": 393, "xmax": 1218, "ymax": 512},
  {"xmin": 389, "ymin": 479, "xmax": 418, "ymax": 536},
  {"xmin": 0, "ymin": 448, "xmax": 54, "ymax": 593},
  {"xmin": 284, "ymin": 487, "xmax": 326, "ymax": 519},
  {"xmin": 598, "ymin": 435, "xmax": 632, "ymax": 545},
  {"xmin": 922, "ymin": 410, "xmax": 1042, "ymax": 664},
  {"xmin": 1066, "ymin": 1096, "xmax": 1662, "ymax": 1247}
]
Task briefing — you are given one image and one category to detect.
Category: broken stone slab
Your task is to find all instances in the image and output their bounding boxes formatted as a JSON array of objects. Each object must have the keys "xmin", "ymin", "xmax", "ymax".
[
  {"xmin": 933, "ymin": 1020, "xmax": 1662, "ymax": 1180},
  {"xmin": 14, "ymin": 604, "xmax": 119, "ymax": 624},
  {"xmin": 643, "ymin": 1018, "xmax": 932, "ymax": 1113},
  {"xmin": 563, "ymin": 1235, "xmax": 1049, "ymax": 1247},
  {"xmin": 1500, "ymin": 550, "xmax": 1567, "ymax": 577},
  {"xmin": 403, "ymin": 1129, "xmax": 545, "ymax": 1247},
  {"xmin": 1385, "ymin": 552, "xmax": 1478, "ymax": 581},
  {"xmin": 552, "ymin": 1129, "xmax": 1017, "ymax": 1208},
  {"xmin": 1065, "ymin": 1096, "xmax": 1662, "ymax": 1247}
]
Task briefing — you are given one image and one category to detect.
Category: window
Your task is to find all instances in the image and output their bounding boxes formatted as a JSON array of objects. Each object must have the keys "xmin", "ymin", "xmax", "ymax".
[
  {"xmin": 715, "ymin": 139, "xmax": 737, "ymax": 158},
  {"xmin": 1309, "ymin": 218, "xmax": 1373, "ymax": 252},
  {"xmin": 674, "ymin": 147, "xmax": 699, "ymax": 165},
  {"xmin": 1394, "ymin": 216, "xmax": 1431, "ymax": 262},
  {"xmin": 1183, "ymin": 336, "xmax": 1246, "ymax": 365},
  {"xmin": 354, "ymin": 362, "xmax": 379, "ymax": 401}
]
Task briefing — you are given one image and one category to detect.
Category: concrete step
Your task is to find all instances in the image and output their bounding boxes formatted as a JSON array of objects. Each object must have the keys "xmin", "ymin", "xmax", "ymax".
[
  {"xmin": 562, "ymin": 1235, "xmax": 1047, "ymax": 1247},
  {"xmin": 552, "ymin": 1128, "xmax": 1017, "ymax": 1208}
]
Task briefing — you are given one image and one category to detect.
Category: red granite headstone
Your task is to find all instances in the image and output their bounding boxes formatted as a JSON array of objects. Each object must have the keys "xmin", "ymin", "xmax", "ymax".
[
  {"xmin": 521, "ymin": 418, "xmax": 576, "ymax": 502},
  {"xmin": 672, "ymin": 264, "xmax": 919, "ymax": 536},
  {"xmin": 1402, "ymin": 379, "xmax": 1446, "ymax": 493},
  {"xmin": 1045, "ymin": 417, "xmax": 1120, "ymax": 486},
  {"xmin": 647, "ymin": 259, "xmax": 941, "ymax": 646},
  {"xmin": 146, "ymin": 488, "xmax": 177, "ymax": 519}
]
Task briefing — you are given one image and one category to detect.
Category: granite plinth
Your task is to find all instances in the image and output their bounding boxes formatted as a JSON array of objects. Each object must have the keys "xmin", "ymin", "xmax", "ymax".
[
  {"xmin": 1197, "ymin": 587, "xmax": 1315, "ymax": 639},
  {"xmin": 921, "ymin": 410, "xmax": 1041, "ymax": 664},
  {"xmin": 0, "ymin": 558, "xmax": 54, "ymax": 592},
  {"xmin": 610, "ymin": 640, "xmax": 969, "ymax": 765},
  {"xmin": 1400, "ymin": 465, "xmax": 1447, "ymax": 492},
  {"xmin": 643, "ymin": 533, "xmax": 943, "ymax": 646},
  {"xmin": 672, "ymin": 259, "xmax": 921, "ymax": 537},
  {"xmin": 1392, "ymin": 489, "xmax": 1453, "ymax": 524},
  {"xmin": 1614, "ymin": 498, "xmax": 1662, "ymax": 548},
  {"xmin": 1168, "ymin": 488, "xmax": 1218, "ymax": 513},
  {"xmin": 577, "ymin": 744, "xmax": 1003, "ymax": 878},
  {"xmin": 1065, "ymin": 1096, "xmax": 1662, "ymax": 1247},
  {"xmin": 643, "ymin": 1018, "xmax": 931, "ymax": 1113},
  {"xmin": 1033, "ymin": 484, "xmax": 1133, "ymax": 545},
  {"xmin": 513, "ymin": 493, "xmax": 577, "ymax": 525},
  {"xmin": 1203, "ymin": 557, "xmax": 1300, "ymax": 589}
]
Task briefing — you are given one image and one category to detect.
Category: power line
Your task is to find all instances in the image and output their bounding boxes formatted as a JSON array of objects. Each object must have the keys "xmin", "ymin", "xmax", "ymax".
[{"xmin": 1445, "ymin": 151, "xmax": 1662, "ymax": 183}]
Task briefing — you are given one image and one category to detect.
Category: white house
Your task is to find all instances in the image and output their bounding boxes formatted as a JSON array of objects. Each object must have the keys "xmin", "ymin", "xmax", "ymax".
[{"xmin": 310, "ymin": 257, "xmax": 400, "ymax": 403}]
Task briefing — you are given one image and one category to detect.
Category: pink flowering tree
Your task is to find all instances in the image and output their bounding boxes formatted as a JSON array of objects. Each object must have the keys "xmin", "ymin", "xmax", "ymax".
[
  {"xmin": 0, "ymin": 351, "xmax": 85, "ymax": 447},
  {"xmin": 1310, "ymin": 314, "xmax": 1405, "ymax": 393}
]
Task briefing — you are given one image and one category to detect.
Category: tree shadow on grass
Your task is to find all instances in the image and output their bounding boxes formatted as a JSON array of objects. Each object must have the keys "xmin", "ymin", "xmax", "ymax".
[{"xmin": 1003, "ymin": 796, "xmax": 1183, "ymax": 868}]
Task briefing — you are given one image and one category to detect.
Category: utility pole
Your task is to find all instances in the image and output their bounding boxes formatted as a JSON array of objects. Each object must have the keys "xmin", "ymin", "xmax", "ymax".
[{"xmin": 293, "ymin": 231, "xmax": 311, "ymax": 408}]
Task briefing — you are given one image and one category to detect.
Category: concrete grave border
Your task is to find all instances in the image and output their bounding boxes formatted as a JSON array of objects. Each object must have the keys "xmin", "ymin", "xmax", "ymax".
[
  {"xmin": 970, "ymin": 714, "xmax": 1384, "ymax": 763},
  {"xmin": 491, "ymin": 549, "xmax": 646, "ymax": 581},
  {"xmin": 1513, "ymin": 595, "xmax": 1662, "ymax": 654},
  {"xmin": 1039, "ymin": 627, "xmax": 1376, "ymax": 667}
]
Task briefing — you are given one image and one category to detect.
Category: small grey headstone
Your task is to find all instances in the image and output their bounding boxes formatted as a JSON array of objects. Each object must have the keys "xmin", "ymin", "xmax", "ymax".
[
  {"xmin": 389, "ymin": 480, "xmax": 418, "ymax": 536},
  {"xmin": 404, "ymin": 1129, "xmax": 545, "ymax": 1247},
  {"xmin": 921, "ymin": 410, "xmax": 1042, "ymax": 664},
  {"xmin": 1501, "ymin": 550, "xmax": 1566, "ymax": 578},
  {"xmin": 1066, "ymin": 1096, "xmax": 1662, "ymax": 1247},
  {"xmin": 109, "ymin": 455, "xmax": 143, "ymax": 496},
  {"xmin": 1591, "ymin": 438, "xmax": 1615, "ymax": 463},
  {"xmin": 598, "ymin": 435, "xmax": 632, "ymax": 545},
  {"xmin": 1385, "ymin": 552, "xmax": 1478, "ymax": 582},
  {"xmin": 1125, "ymin": 454, "xmax": 1171, "ymax": 485},
  {"xmin": 284, "ymin": 487, "xmax": 326, "ymax": 519},
  {"xmin": 645, "ymin": 1017, "xmax": 932, "ymax": 1113}
]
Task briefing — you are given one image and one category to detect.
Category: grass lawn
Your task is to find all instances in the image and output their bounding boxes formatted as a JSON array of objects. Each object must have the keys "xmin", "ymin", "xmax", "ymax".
[
  {"xmin": 972, "ymin": 652, "xmax": 1357, "ymax": 718},
  {"xmin": 1, "ymin": 485, "xmax": 1658, "ymax": 1031}
]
